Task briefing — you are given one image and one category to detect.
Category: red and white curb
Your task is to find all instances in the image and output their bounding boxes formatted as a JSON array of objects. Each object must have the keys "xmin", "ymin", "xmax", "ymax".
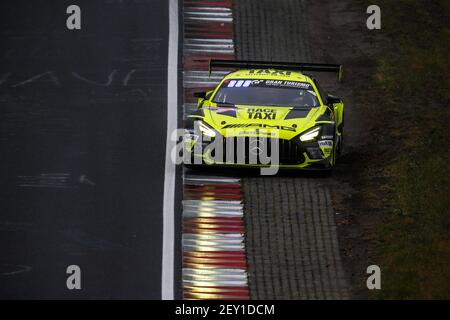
[
  {"xmin": 181, "ymin": 0, "xmax": 249, "ymax": 300},
  {"xmin": 182, "ymin": 175, "xmax": 249, "ymax": 300},
  {"xmin": 183, "ymin": 0, "xmax": 235, "ymax": 104}
]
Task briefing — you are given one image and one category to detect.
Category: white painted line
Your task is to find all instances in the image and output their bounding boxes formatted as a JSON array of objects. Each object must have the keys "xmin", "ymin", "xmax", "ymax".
[
  {"xmin": 186, "ymin": 38, "xmax": 234, "ymax": 43},
  {"xmin": 184, "ymin": 7, "xmax": 232, "ymax": 12},
  {"xmin": 183, "ymin": 274, "xmax": 247, "ymax": 281},
  {"xmin": 183, "ymin": 207, "xmax": 243, "ymax": 212},
  {"xmin": 184, "ymin": 16, "xmax": 233, "ymax": 23},
  {"xmin": 185, "ymin": 11, "xmax": 232, "ymax": 17},
  {"xmin": 183, "ymin": 240, "xmax": 244, "ymax": 248},
  {"xmin": 183, "ymin": 200, "xmax": 243, "ymax": 206},
  {"xmin": 185, "ymin": 43, "xmax": 234, "ymax": 49},
  {"xmin": 161, "ymin": 0, "xmax": 178, "ymax": 301},
  {"xmin": 183, "ymin": 236, "xmax": 244, "ymax": 244},
  {"xmin": 183, "ymin": 233, "xmax": 244, "ymax": 240},
  {"xmin": 183, "ymin": 243, "xmax": 245, "ymax": 251},
  {"xmin": 185, "ymin": 48, "xmax": 235, "ymax": 54},
  {"xmin": 183, "ymin": 71, "xmax": 229, "ymax": 86},
  {"xmin": 182, "ymin": 279, "xmax": 247, "ymax": 287},
  {"xmin": 183, "ymin": 210, "xmax": 243, "ymax": 218}
]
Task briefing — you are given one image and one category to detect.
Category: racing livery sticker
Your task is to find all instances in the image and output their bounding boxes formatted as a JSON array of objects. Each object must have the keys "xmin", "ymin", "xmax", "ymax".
[
  {"xmin": 318, "ymin": 140, "xmax": 333, "ymax": 156},
  {"xmin": 223, "ymin": 123, "xmax": 296, "ymax": 132},
  {"xmin": 318, "ymin": 140, "xmax": 333, "ymax": 147},
  {"xmin": 225, "ymin": 79, "xmax": 312, "ymax": 90},
  {"xmin": 264, "ymin": 80, "xmax": 312, "ymax": 89},
  {"xmin": 248, "ymin": 69, "xmax": 292, "ymax": 76},
  {"xmin": 247, "ymin": 108, "xmax": 276, "ymax": 120},
  {"xmin": 227, "ymin": 79, "xmax": 253, "ymax": 88}
]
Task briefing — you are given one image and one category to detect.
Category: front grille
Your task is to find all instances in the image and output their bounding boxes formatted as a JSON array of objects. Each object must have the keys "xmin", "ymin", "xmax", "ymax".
[
  {"xmin": 278, "ymin": 139, "xmax": 304, "ymax": 164},
  {"xmin": 211, "ymin": 137, "xmax": 304, "ymax": 165}
]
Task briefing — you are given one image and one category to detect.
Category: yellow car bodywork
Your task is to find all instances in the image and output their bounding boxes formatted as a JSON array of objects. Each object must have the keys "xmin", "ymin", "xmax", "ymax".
[{"xmin": 186, "ymin": 68, "xmax": 345, "ymax": 170}]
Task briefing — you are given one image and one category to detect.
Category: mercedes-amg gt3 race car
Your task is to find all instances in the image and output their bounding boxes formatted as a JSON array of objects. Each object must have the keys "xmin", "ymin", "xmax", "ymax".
[{"xmin": 184, "ymin": 60, "xmax": 345, "ymax": 171}]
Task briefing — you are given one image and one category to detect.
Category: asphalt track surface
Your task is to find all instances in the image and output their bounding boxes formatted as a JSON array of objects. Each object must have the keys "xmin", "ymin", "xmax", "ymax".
[{"xmin": 0, "ymin": 0, "xmax": 171, "ymax": 299}]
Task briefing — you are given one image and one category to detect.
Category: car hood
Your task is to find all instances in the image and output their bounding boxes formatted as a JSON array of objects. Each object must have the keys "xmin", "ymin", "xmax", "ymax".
[{"xmin": 203, "ymin": 104, "xmax": 322, "ymax": 140}]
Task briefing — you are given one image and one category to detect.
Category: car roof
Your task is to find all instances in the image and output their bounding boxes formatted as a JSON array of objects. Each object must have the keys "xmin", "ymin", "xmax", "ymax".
[{"xmin": 223, "ymin": 69, "xmax": 313, "ymax": 83}]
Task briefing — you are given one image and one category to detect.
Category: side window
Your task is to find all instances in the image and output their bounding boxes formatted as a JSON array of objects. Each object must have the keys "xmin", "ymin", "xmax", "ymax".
[{"xmin": 313, "ymin": 79, "xmax": 328, "ymax": 105}]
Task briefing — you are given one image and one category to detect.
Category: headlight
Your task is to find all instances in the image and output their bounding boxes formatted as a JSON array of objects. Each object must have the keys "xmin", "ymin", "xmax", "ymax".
[
  {"xmin": 299, "ymin": 126, "xmax": 321, "ymax": 142},
  {"xmin": 197, "ymin": 121, "xmax": 216, "ymax": 138}
]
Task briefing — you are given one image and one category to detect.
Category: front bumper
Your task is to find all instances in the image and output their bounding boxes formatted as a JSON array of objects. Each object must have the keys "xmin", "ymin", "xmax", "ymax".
[{"xmin": 184, "ymin": 135, "xmax": 334, "ymax": 169}]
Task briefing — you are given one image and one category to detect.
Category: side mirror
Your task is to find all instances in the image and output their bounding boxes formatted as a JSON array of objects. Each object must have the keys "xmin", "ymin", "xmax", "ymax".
[
  {"xmin": 194, "ymin": 92, "xmax": 207, "ymax": 99},
  {"xmin": 327, "ymin": 94, "xmax": 341, "ymax": 104}
]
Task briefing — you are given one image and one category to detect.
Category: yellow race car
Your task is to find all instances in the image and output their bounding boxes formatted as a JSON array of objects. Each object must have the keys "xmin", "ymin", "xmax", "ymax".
[{"xmin": 184, "ymin": 60, "xmax": 344, "ymax": 170}]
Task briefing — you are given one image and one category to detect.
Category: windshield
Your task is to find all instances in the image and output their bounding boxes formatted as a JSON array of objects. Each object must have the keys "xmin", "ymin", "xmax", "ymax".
[{"xmin": 212, "ymin": 79, "xmax": 320, "ymax": 108}]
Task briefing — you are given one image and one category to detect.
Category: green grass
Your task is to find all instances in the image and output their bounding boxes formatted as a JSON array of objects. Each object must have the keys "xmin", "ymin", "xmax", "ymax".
[
  {"xmin": 366, "ymin": 0, "xmax": 450, "ymax": 299},
  {"xmin": 379, "ymin": 150, "xmax": 450, "ymax": 299}
]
